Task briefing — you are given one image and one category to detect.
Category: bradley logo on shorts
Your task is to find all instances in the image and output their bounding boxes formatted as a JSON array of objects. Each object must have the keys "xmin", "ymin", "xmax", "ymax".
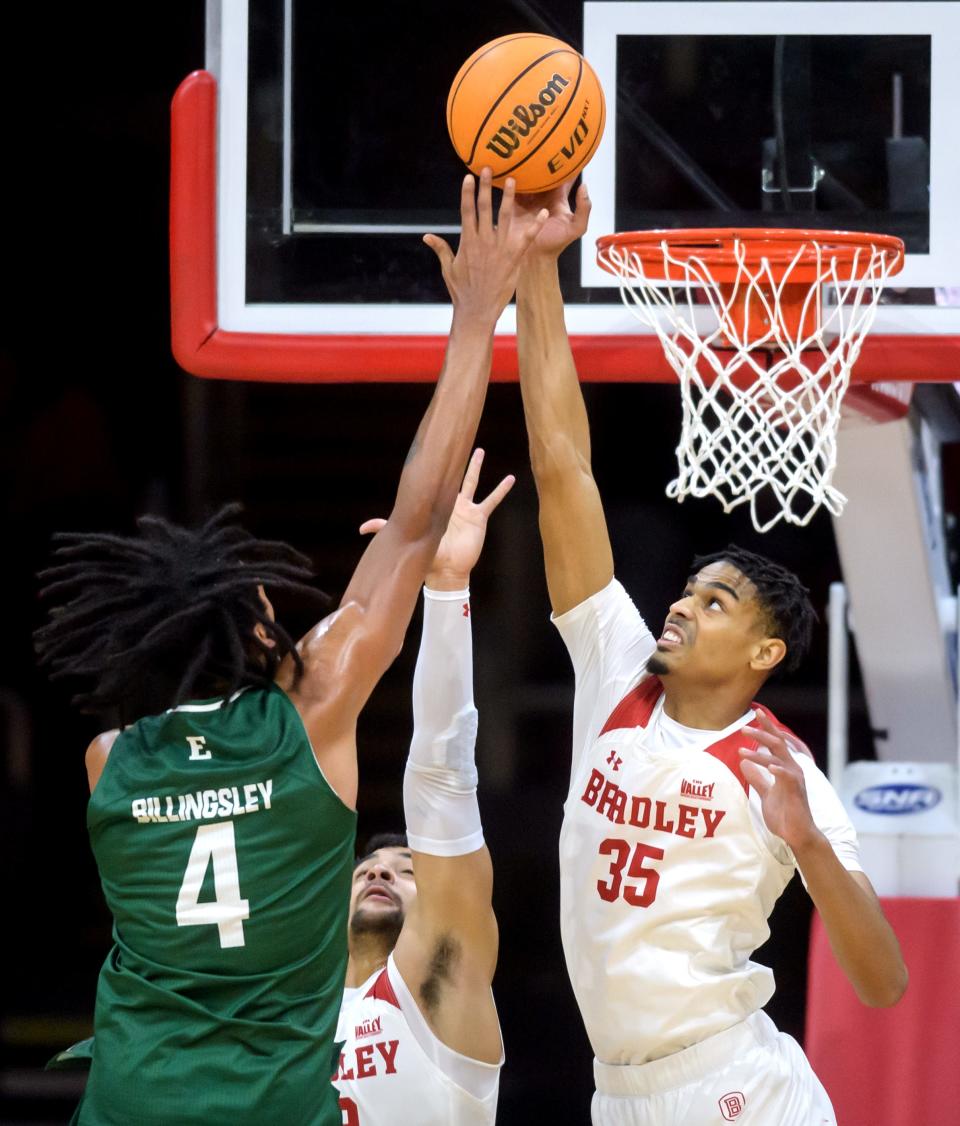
[{"xmin": 719, "ymin": 1092, "xmax": 745, "ymax": 1121}]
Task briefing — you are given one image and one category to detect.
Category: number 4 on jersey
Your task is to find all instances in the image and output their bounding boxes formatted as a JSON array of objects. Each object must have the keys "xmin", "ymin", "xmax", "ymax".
[{"xmin": 176, "ymin": 821, "xmax": 250, "ymax": 947}]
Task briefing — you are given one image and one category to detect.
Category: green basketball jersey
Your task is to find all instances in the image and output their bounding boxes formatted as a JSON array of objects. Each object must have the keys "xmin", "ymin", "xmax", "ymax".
[{"xmin": 76, "ymin": 684, "xmax": 356, "ymax": 1126}]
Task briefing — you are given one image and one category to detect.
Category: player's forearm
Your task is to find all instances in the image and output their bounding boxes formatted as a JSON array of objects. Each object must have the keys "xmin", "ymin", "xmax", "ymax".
[
  {"xmin": 405, "ymin": 587, "xmax": 483, "ymax": 858},
  {"xmin": 410, "ymin": 585, "xmax": 476, "ymax": 761},
  {"xmin": 516, "ymin": 255, "xmax": 593, "ymax": 472},
  {"xmin": 516, "ymin": 254, "xmax": 613, "ymax": 613},
  {"xmin": 391, "ymin": 313, "xmax": 495, "ymax": 542},
  {"xmin": 794, "ymin": 832, "xmax": 907, "ymax": 1007}
]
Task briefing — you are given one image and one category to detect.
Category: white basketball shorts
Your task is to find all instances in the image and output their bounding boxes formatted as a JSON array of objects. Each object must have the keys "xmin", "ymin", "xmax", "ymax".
[{"xmin": 591, "ymin": 1011, "xmax": 836, "ymax": 1126}]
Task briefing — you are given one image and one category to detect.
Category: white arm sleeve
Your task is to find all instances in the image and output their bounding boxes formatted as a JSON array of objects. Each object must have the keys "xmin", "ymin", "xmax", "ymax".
[{"xmin": 403, "ymin": 586, "xmax": 484, "ymax": 857}]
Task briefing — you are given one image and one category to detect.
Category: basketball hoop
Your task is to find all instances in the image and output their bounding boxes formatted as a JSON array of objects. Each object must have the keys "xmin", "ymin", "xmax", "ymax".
[{"xmin": 596, "ymin": 228, "xmax": 905, "ymax": 532}]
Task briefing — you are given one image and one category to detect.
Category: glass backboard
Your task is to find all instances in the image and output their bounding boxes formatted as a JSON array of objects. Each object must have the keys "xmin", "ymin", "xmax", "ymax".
[{"xmin": 172, "ymin": 0, "xmax": 960, "ymax": 380}]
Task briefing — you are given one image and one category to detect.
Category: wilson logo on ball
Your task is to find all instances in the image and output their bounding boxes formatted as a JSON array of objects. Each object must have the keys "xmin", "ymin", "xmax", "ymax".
[{"xmin": 484, "ymin": 73, "xmax": 571, "ymax": 158}]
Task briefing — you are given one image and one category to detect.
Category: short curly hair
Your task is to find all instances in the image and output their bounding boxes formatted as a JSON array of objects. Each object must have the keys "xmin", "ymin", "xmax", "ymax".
[{"xmin": 691, "ymin": 544, "xmax": 817, "ymax": 674}]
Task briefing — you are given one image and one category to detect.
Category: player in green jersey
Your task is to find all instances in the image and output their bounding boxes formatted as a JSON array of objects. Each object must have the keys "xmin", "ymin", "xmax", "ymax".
[{"xmin": 36, "ymin": 172, "xmax": 547, "ymax": 1126}]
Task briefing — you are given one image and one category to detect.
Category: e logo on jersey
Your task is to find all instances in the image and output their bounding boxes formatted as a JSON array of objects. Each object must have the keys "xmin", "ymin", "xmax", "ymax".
[
  {"xmin": 719, "ymin": 1092, "xmax": 745, "ymax": 1120},
  {"xmin": 187, "ymin": 735, "xmax": 212, "ymax": 761}
]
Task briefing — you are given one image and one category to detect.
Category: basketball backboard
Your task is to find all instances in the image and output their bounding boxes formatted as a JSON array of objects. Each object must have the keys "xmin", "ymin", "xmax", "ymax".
[{"xmin": 172, "ymin": 0, "xmax": 960, "ymax": 382}]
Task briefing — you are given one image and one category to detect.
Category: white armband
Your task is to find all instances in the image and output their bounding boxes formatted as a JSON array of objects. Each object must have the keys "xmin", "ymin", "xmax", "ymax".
[{"xmin": 403, "ymin": 586, "xmax": 484, "ymax": 857}]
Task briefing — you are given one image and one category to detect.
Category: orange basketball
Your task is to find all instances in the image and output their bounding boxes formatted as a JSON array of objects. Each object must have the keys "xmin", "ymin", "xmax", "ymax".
[{"xmin": 446, "ymin": 33, "xmax": 606, "ymax": 194}]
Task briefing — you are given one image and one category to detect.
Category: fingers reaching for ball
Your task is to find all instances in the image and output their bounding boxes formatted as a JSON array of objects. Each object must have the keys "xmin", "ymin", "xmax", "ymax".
[{"xmin": 424, "ymin": 171, "xmax": 547, "ymax": 323}]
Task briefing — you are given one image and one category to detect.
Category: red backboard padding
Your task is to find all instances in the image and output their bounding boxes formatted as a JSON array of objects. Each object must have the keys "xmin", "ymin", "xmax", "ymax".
[
  {"xmin": 806, "ymin": 897, "xmax": 960, "ymax": 1126},
  {"xmin": 170, "ymin": 70, "xmax": 960, "ymax": 385}
]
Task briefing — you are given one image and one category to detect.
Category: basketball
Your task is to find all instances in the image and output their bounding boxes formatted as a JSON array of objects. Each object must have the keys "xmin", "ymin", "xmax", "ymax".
[{"xmin": 446, "ymin": 33, "xmax": 606, "ymax": 194}]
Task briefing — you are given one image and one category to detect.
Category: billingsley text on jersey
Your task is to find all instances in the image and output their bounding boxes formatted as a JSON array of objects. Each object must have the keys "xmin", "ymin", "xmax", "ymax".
[{"xmin": 131, "ymin": 779, "xmax": 274, "ymax": 823}]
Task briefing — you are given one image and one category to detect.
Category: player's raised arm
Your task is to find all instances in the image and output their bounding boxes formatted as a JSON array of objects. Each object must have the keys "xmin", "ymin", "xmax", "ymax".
[
  {"xmin": 389, "ymin": 449, "xmax": 511, "ymax": 1065},
  {"xmin": 281, "ymin": 175, "xmax": 545, "ymax": 773},
  {"xmin": 515, "ymin": 182, "xmax": 614, "ymax": 616}
]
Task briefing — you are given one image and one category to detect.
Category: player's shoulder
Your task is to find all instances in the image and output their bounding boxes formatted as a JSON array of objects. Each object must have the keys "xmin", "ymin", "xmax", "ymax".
[
  {"xmin": 85, "ymin": 729, "xmax": 121, "ymax": 792},
  {"xmin": 553, "ymin": 576, "xmax": 644, "ymax": 636},
  {"xmin": 85, "ymin": 728, "xmax": 120, "ymax": 761},
  {"xmin": 278, "ymin": 601, "xmax": 366, "ymax": 704}
]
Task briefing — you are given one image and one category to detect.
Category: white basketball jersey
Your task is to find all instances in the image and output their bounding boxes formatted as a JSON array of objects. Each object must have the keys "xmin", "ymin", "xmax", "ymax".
[
  {"xmin": 553, "ymin": 579, "xmax": 862, "ymax": 1067},
  {"xmin": 333, "ymin": 954, "xmax": 501, "ymax": 1125}
]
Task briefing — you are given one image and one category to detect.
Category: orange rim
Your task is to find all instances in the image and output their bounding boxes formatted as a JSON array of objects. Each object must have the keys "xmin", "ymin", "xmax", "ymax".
[{"xmin": 596, "ymin": 227, "xmax": 905, "ymax": 282}]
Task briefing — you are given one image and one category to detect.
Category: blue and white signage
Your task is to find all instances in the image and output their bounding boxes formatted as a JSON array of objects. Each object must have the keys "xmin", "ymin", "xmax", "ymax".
[
  {"xmin": 841, "ymin": 761, "xmax": 957, "ymax": 838},
  {"xmin": 854, "ymin": 783, "xmax": 943, "ymax": 816}
]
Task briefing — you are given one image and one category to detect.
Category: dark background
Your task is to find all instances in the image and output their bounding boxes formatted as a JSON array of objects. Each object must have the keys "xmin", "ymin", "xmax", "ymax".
[{"xmin": 2, "ymin": 4, "xmax": 949, "ymax": 1124}]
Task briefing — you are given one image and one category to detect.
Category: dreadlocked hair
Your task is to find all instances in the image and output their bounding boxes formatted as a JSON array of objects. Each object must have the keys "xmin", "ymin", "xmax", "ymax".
[
  {"xmin": 35, "ymin": 503, "xmax": 329, "ymax": 725},
  {"xmin": 690, "ymin": 544, "xmax": 817, "ymax": 675}
]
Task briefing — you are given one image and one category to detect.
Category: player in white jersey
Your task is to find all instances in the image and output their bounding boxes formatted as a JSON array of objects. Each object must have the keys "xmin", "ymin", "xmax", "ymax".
[
  {"xmin": 511, "ymin": 183, "xmax": 908, "ymax": 1125},
  {"xmin": 333, "ymin": 449, "xmax": 507, "ymax": 1125}
]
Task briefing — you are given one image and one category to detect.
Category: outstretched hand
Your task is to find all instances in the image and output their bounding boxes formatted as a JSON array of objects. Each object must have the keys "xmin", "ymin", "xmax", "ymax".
[
  {"xmin": 423, "ymin": 169, "xmax": 548, "ymax": 324},
  {"xmin": 360, "ymin": 448, "xmax": 514, "ymax": 589},
  {"xmin": 512, "ymin": 179, "xmax": 591, "ymax": 260},
  {"xmin": 739, "ymin": 712, "xmax": 820, "ymax": 851}
]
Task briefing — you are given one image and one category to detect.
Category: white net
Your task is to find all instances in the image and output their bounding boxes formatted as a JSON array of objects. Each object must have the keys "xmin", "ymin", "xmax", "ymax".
[{"xmin": 598, "ymin": 234, "xmax": 903, "ymax": 532}]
